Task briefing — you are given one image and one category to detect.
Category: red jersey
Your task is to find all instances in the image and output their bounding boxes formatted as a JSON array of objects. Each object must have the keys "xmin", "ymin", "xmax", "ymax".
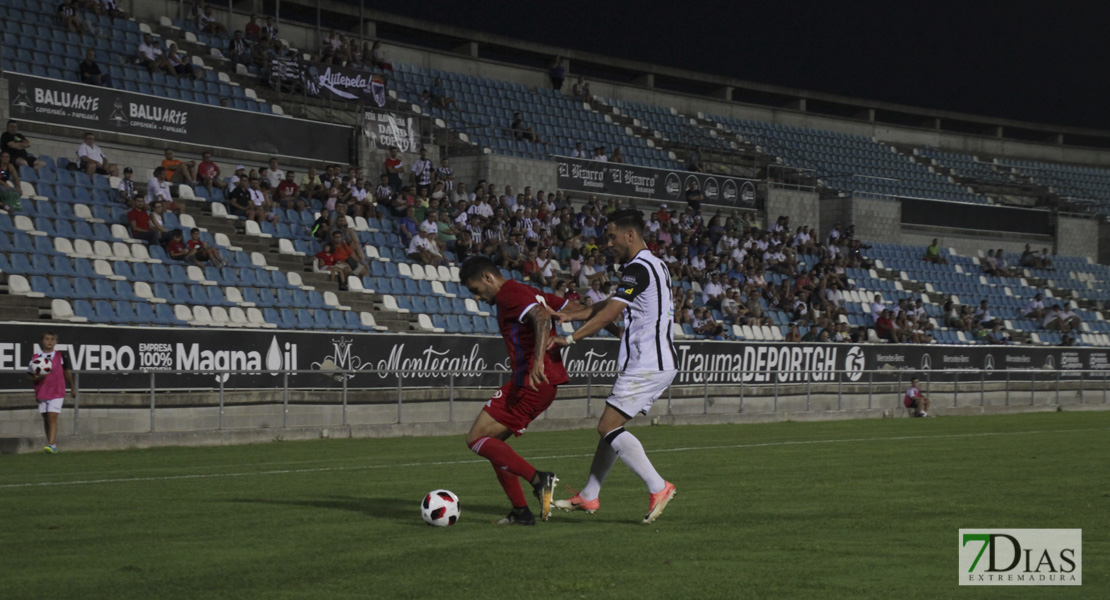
[
  {"xmin": 187, "ymin": 239, "xmax": 206, "ymax": 250},
  {"xmin": 494, "ymin": 279, "xmax": 569, "ymax": 388},
  {"xmin": 128, "ymin": 208, "xmax": 150, "ymax": 232},
  {"xmin": 385, "ymin": 157, "xmax": 403, "ymax": 173},
  {"xmin": 277, "ymin": 179, "xmax": 299, "ymax": 199},
  {"xmin": 197, "ymin": 161, "xmax": 219, "ymax": 179},
  {"xmin": 167, "ymin": 240, "xmax": 187, "ymax": 257}
]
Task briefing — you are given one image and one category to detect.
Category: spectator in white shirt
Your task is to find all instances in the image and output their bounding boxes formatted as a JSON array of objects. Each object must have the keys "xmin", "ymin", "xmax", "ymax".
[
  {"xmin": 407, "ymin": 229, "xmax": 442, "ymax": 266},
  {"xmin": 264, "ymin": 157, "xmax": 284, "ymax": 189},
  {"xmin": 870, "ymin": 294, "xmax": 885, "ymax": 323},
  {"xmin": 1056, "ymin": 306, "xmax": 1081, "ymax": 332},
  {"xmin": 702, "ymin": 272, "xmax": 725, "ymax": 308},
  {"xmin": 586, "ymin": 279, "xmax": 608, "ymax": 305},
  {"xmin": 571, "ymin": 142, "xmax": 587, "ymax": 158},
  {"xmin": 76, "ymin": 132, "xmax": 119, "ymax": 183},
  {"xmin": 138, "ymin": 33, "xmax": 175, "ymax": 76},
  {"xmin": 1023, "ymin": 293, "xmax": 1046, "ymax": 320}
]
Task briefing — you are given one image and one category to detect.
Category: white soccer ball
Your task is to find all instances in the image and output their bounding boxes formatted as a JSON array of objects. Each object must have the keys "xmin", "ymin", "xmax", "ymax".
[
  {"xmin": 421, "ymin": 489, "xmax": 460, "ymax": 527},
  {"xmin": 30, "ymin": 356, "xmax": 53, "ymax": 377}
]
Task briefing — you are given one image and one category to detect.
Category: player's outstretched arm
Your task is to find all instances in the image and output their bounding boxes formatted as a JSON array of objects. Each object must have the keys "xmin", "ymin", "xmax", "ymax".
[
  {"xmin": 525, "ymin": 305, "xmax": 551, "ymax": 389},
  {"xmin": 555, "ymin": 299, "xmax": 609, "ymax": 324},
  {"xmin": 553, "ymin": 300, "xmax": 625, "ymax": 347}
]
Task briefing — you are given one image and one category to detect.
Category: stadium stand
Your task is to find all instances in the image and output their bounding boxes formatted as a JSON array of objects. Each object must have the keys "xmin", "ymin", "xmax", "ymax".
[{"xmin": 2, "ymin": 0, "xmax": 1110, "ymax": 349}]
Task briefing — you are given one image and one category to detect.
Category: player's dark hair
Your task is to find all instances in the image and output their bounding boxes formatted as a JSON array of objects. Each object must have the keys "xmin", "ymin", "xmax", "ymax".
[
  {"xmin": 459, "ymin": 255, "xmax": 500, "ymax": 284},
  {"xmin": 609, "ymin": 209, "xmax": 645, "ymax": 236},
  {"xmin": 42, "ymin": 330, "xmax": 57, "ymax": 339}
]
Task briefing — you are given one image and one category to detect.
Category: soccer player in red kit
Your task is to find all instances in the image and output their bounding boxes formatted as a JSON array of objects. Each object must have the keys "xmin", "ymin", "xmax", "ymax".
[{"xmin": 459, "ymin": 256, "xmax": 565, "ymax": 525}]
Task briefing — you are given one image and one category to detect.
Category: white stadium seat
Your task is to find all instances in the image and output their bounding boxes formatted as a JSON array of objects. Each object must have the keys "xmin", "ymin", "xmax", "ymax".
[
  {"xmin": 51, "ymin": 299, "xmax": 88, "ymax": 322},
  {"xmin": 192, "ymin": 306, "xmax": 214, "ymax": 325},
  {"xmin": 174, "ymin": 305, "xmax": 194, "ymax": 323},
  {"xmin": 228, "ymin": 307, "xmax": 249, "ymax": 327},
  {"xmin": 247, "ymin": 307, "xmax": 276, "ymax": 329},
  {"xmin": 323, "ymin": 291, "xmax": 350, "ymax": 310},
  {"xmin": 210, "ymin": 306, "xmax": 231, "ymax": 327},
  {"xmin": 360, "ymin": 312, "xmax": 388, "ymax": 331}
]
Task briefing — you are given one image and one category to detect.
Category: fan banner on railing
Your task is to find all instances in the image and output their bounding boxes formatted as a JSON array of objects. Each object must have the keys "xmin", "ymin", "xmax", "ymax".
[
  {"xmin": 363, "ymin": 111, "xmax": 419, "ymax": 153},
  {"xmin": 5, "ymin": 73, "xmax": 350, "ymax": 163},
  {"xmin": 555, "ymin": 155, "xmax": 759, "ymax": 207},
  {"xmin": 0, "ymin": 323, "xmax": 1100, "ymax": 392},
  {"xmin": 269, "ymin": 57, "xmax": 386, "ymax": 107}
]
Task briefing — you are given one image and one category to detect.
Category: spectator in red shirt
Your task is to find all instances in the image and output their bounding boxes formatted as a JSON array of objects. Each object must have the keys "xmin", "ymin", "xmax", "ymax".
[
  {"xmin": 187, "ymin": 228, "xmax": 226, "ymax": 267},
  {"xmin": 330, "ymin": 230, "xmax": 367, "ymax": 277},
  {"xmin": 875, "ymin": 309, "xmax": 902, "ymax": 343},
  {"xmin": 166, "ymin": 230, "xmax": 202, "ymax": 266},
  {"xmin": 127, "ymin": 197, "xmax": 157, "ymax": 244},
  {"xmin": 196, "ymin": 151, "xmax": 226, "ymax": 198},
  {"xmin": 244, "ymin": 13, "xmax": 261, "ymax": 41},
  {"xmin": 275, "ymin": 170, "xmax": 304, "ymax": 211},
  {"xmin": 383, "ymin": 146, "xmax": 404, "ymax": 193},
  {"xmin": 314, "ymin": 241, "xmax": 351, "ymax": 290}
]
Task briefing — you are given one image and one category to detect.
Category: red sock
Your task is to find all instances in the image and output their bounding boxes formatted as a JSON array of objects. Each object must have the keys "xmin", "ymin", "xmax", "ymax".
[
  {"xmin": 470, "ymin": 436, "xmax": 538, "ymax": 482},
  {"xmin": 493, "ymin": 465, "xmax": 528, "ymax": 508}
]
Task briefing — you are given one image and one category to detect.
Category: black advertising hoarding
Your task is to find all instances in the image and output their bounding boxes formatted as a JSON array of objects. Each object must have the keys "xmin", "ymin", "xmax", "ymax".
[
  {"xmin": 555, "ymin": 155, "xmax": 758, "ymax": 207},
  {"xmin": 0, "ymin": 323, "xmax": 1100, "ymax": 391},
  {"xmin": 269, "ymin": 58, "xmax": 387, "ymax": 107},
  {"xmin": 900, "ymin": 197, "xmax": 1053, "ymax": 236},
  {"xmin": 6, "ymin": 73, "xmax": 351, "ymax": 163}
]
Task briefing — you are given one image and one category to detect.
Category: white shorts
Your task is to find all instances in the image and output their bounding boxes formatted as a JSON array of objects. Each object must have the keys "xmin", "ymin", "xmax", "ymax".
[
  {"xmin": 607, "ymin": 370, "xmax": 677, "ymax": 417},
  {"xmin": 38, "ymin": 398, "xmax": 64, "ymax": 414}
]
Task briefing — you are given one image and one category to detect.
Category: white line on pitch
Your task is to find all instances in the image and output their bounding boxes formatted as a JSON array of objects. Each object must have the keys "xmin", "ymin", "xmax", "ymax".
[{"xmin": 0, "ymin": 427, "xmax": 1103, "ymax": 490}]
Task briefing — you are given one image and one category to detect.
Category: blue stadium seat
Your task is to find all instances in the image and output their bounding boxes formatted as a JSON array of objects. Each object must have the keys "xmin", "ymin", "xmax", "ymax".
[
  {"xmin": 94, "ymin": 300, "xmax": 118, "ymax": 323},
  {"xmin": 115, "ymin": 301, "xmax": 141, "ymax": 324},
  {"xmin": 73, "ymin": 299, "xmax": 97, "ymax": 322}
]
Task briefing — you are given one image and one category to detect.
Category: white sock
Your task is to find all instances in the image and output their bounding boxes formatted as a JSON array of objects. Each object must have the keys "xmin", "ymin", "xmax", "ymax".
[
  {"xmin": 579, "ymin": 437, "xmax": 617, "ymax": 501},
  {"xmin": 607, "ymin": 428, "xmax": 666, "ymax": 494}
]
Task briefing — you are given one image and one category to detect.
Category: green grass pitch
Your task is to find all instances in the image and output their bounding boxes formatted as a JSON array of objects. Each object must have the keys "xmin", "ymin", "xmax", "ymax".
[{"xmin": 2, "ymin": 411, "xmax": 1107, "ymax": 599}]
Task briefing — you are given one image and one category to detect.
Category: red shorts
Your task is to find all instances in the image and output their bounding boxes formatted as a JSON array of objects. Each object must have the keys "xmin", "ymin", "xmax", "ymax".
[
  {"xmin": 482, "ymin": 382, "xmax": 558, "ymax": 436},
  {"xmin": 904, "ymin": 396, "xmax": 916, "ymax": 408}
]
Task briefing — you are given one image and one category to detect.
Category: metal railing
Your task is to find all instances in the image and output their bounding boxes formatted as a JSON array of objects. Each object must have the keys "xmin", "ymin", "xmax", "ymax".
[{"xmin": 3, "ymin": 366, "xmax": 1105, "ymax": 436}]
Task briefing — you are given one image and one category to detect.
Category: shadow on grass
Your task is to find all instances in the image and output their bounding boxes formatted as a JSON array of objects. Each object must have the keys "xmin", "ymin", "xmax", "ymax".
[{"xmin": 228, "ymin": 496, "xmax": 510, "ymax": 523}]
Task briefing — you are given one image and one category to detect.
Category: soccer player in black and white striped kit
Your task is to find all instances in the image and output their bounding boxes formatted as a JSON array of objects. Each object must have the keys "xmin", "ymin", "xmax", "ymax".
[{"xmin": 550, "ymin": 209, "xmax": 678, "ymax": 523}]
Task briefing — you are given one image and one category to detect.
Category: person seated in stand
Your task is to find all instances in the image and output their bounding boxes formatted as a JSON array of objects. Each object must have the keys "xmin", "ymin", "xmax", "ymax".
[
  {"xmin": 972, "ymin": 299, "xmax": 995, "ymax": 329},
  {"xmin": 510, "ymin": 113, "xmax": 546, "ymax": 147},
  {"xmin": 407, "ymin": 228, "xmax": 443, "ymax": 266},
  {"xmin": 166, "ymin": 43, "xmax": 198, "ymax": 80},
  {"xmin": 77, "ymin": 132, "xmax": 120, "ymax": 184},
  {"xmin": 248, "ymin": 178, "xmax": 280, "ymax": 225},
  {"xmin": 227, "ymin": 177, "xmax": 254, "ymax": 220},
  {"xmin": 981, "ymin": 249, "xmax": 1000, "ymax": 276},
  {"xmin": 78, "ymin": 50, "xmax": 112, "ymax": 87},
  {"xmin": 148, "ymin": 201, "xmax": 176, "ymax": 246},
  {"xmin": 985, "ymin": 322, "xmax": 1010, "ymax": 345},
  {"xmin": 571, "ymin": 75, "xmax": 593, "ymax": 106},
  {"xmin": 784, "ymin": 323, "xmax": 802, "ymax": 342},
  {"xmin": 227, "ymin": 30, "xmax": 251, "ymax": 66},
  {"xmin": 428, "ymin": 77, "xmax": 458, "ymax": 110},
  {"xmin": 330, "ymin": 230, "xmax": 367, "ymax": 277},
  {"xmin": 187, "ymin": 228, "xmax": 225, "ymax": 267},
  {"xmin": 138, "ymin": 33, "xmax": 175, "ymax": 77},
  {"xmin": 196, "ymin": 151, "xmax": 227, "ymax": 198},
  {"xmin": 368, "ymin": 40, "xmax": 393, "ymax": 73},
  {"xmin": 875, "ymin": 309, "xmax": 901, "ymax": 343},
  {"xmin": 0, "ymin": 151, "xmax": 21, "ymax": 212},
  {"xmin": 275, "ymin": 170, "xmax": 305, "ymax": 212},
  {"xmin": 923, "ymin": 238, "xmax": 947, "ymax": 264},
  {"xmin": 1056, "ymin": 304, "xmax": 1081, "ymax": 333},
  {"xmin": 166, "ymin": 229, "xmax": 203, "ymax": 266},
  {"xmin": 198, "ymin": 5, "xmax": 226, "ymax": 35},
  {"xmin": 314, "ymin": 241, "xmax": 351, "ymax": 291},
  {"xmin": 161, "ymin": 148, "xmax": 196, "ymax": 186},
  {"xmin": 146, "ymin": 166, "xmax": 186, "ymax": 215},
  {"xmin": 1023, "ymin": 293, "xmax": 1046, "ymax": 321},
  {"xmin": 57, "ymin": 0, "xmax": 88, "ymax": 35},
  {"xmin": 1019, "ymin": 243, "xmax": 1039, "ymax": 269},
  {"xmin": 1038, "ymin": 247, "xmax": 1054, "ymax": 270},
  {"xmin": 128, "ymin": 197, "xmax": 156, "ymax": 244},
  {"xmin": 904, "ymin": 377, "xmax": 930, "ymax": 417},
  {"xmin": 692, "ymin": 307, "xmax": 727, "ymax": 339},
  {"xmin": 1, "ymin": 121, "xmax": 45, "ymax": 169}
]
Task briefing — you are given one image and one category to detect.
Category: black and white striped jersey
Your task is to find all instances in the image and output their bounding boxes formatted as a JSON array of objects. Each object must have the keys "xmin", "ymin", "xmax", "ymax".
[{"xmin": 610, "ymin": 249, "xmax": 677, "ymax": 372}]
